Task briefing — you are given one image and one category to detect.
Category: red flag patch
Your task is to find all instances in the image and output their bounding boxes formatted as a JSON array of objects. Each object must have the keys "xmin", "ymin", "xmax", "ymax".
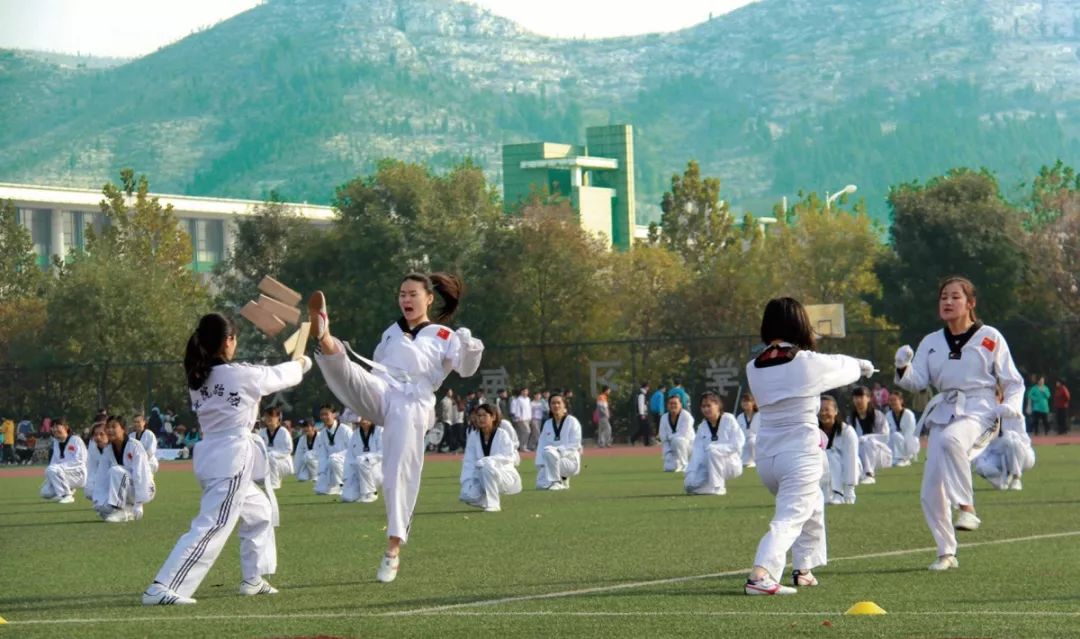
[
  {"xmin": 67, "ymin": 445, "xmax": 75, "ymax": 452},
  {"xmin": 437, "ymin": 328, "xmax": 451, "ymax": 340},
  {"xmin": 127, "ymin": 452, "xmax": 134, "ymax": 461},
  {"xmin": 981, "ymin": 337, "xmax": 996, "ymax": 352}
]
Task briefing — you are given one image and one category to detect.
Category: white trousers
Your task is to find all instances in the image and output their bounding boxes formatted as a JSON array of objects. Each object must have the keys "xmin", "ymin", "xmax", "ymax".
[
  {"xmin": 93, "ymin": 466, "xmax": 135, "ymax": 517},
  {"xmin": 147, "ymin": 455, "xmax": 160, "ymax": 475},
  {"xmin": 316, "ymin": 344, "xmax": 430, "ymax": 543},
  {"xmin": 314, "ymin": 453, "xmax": 345, "ymax": 495},
  {"xmin": 596, "ymin": 419, "xmax": 613, "ymax": 448},
  {"xmin": 662, "ymin": 437, "xmax": 692, "ymax": 472},
  {"xmin": 296, "ymin": 452, "xmax": 318, "ymax": 482},
  {"xmin": 825, "ymin": 448, "xmax": 861, "ymax": 503},
  {"xmin": 342, "ymin": 454, "xmax": 383, "ymax": 503},
  {"xmin": 974, "ymin": 433, "xmax": 1035, "ymax": 484},
  {"xmin": 890, "ymin": 431, "xmax": 920, "ymax": 464},
  {"xmin": 460, "ymin": 458, "xmax": 522, "ymax": 509},
  {"xmin": 685, "ymin": 448, "xmax": 742, "ymax": 495},
  {"xmin": 752, "ymin": 448, "xmax": 827, "ymax": 580},
  {"xmin": 859, "ymin": 434, "xmax": 893, "ymax": 476},
  {"xmin": 742, "ymin": 434, "xmax": 757, "ymax": 466},
  {"xmin": 266, "ymin": 454, "xmax": 294, "ymax": 490},
  {"xmin": 536, "ymin": 447, "xmax": 581, "ymax": 489},
  {"xmin": 40, "ymin": 465, "xmax": 86, "ymax": 499},
  {"xmin": 153, "ymin": 455, "xmax": 275, "ymax": 598},
  {"xmin": 921, "ymin": 417, "xmax": 994, "ymax": 557}
]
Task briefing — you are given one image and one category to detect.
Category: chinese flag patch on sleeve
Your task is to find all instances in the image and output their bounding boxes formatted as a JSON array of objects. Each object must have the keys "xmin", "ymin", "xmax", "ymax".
[
  {"xmin": 127, "ymin": 452, "xmax": 134, "ymax": 461},
  {"xmin": 437, "ymin": 328, "xmax": 451, "ymax": 340},
  {"xmin": 67, "ymin": 445, "xmax": 75, "ymax": 453},
  {"xmin": 981, "ymin": 337, "xmax": 996, "ymax": 352}
]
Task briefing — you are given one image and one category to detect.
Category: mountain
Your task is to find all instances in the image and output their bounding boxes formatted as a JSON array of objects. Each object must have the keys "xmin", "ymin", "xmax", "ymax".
[{"xmin": 3, "ymin": 0, "xmax": 1080, "ymax": 222}]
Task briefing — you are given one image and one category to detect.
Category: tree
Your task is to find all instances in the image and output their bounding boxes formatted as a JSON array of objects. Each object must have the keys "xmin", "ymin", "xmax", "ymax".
[
  {"xmin": 0, "ymin": 199, "xmax": 48, "ymax": 365},
  {"xmin": 659, "ymin": 160, "xmax": 737, "ymax": 273},
  {"xmin": 875, "ymin": 170, "xmax": 1028, "ymax": 339},
  {"xmin": 1025, "ymin": 160, "xmax": 1080, "ymax": 228},
  {"xmin": 41, "ymin": 170, "xmax": 209, "ymax": 418}
]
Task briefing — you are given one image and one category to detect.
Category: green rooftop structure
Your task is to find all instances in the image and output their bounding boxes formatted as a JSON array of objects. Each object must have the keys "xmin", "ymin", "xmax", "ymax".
[{"xmin": 502, "ymin": 124, "xmax": 636, "ymax": 250}]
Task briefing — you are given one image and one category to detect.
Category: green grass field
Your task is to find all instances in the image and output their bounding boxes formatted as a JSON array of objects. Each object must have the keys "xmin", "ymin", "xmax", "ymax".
[{"xmin": 1, "ymin": 445, "xmax": 1078, "ymax": 638}]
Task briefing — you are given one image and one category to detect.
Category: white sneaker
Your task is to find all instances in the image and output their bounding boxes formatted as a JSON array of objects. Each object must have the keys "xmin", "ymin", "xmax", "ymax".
[
  {"xmin": 894, "ymin": 459, "xmax": 911, "ymax": 467},
  {"xmin": 745, "ymin": 577, "xmax": 797, "ymax": 595},
  {"xmin": 483, "ymin": 505, "xmax": 501, "ymax": 513},
  {"xmin": 861, "ymin": 474, "xmax": 876, "ymax": 485},
  {"xmin": 954, "ymin": 510, "xmax": 981, "ymax": 531},
  {"xmin": 791, "ymin": 570, "xmax": 818, "ymax": 587},
  {"xmin": 546, "ymin": 481, "xmax": 567, "ymax": 491},
  {"xmin": 142, "ymin": 583, "xmax": 196, "ymax": 605},
  {"xmin": 103, "ymin": 508, "xmax": 131, "ymax": 523},
  {"xmin": 827, "ymin": 492, "xmax": 845, "ymax": 505},
  {"xmin": 1009, "ymin": 476, "xmax": 1023, "ymax": 491},
  {"xmin": 745, "ymin": 461, "xmax": 756, "ymax": 468},
  {"xmin": 376, "ymin": 554, "xmax": 400, "ymax": 583},
  {"xmin": 57, "ymin": 495, "xmax": 75, "ymax": 504},
  {"xmin": 239, "ymin": 578, "xmax": 278, "ymax": 596},
  {"xmin": 928, "ymin": 555, "xmax": 959, "ymax": 571}
]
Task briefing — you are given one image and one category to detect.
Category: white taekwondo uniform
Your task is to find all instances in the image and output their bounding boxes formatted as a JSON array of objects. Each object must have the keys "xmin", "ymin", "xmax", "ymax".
[
  {"xmin": 342, "ymin": 425, "xmax": 384, "ymax": 503},
  {"xmin": 684, "ymin": 412, "xmax": 744, "ymax": 495},
  {"xmin": 535, "ymin": 414, "xmax": 583, "ymax": 490},
  {"xmin": 313, "ymin": 420, "xmax": 352, "ymax": 495},
  {"xmin": 40, "ymin": 434, "xmax": 87, "ymax": 500},
  {"xmin": 259, "ymin": 425, "xmax": 294, "ymax": 489},
  {"xmin": 659, "ymin": 409, "xmax": 695, "ymax": 472},
  {"xmin": 460, "ymin": 426, "xmax": 521, "ymax": 511}
]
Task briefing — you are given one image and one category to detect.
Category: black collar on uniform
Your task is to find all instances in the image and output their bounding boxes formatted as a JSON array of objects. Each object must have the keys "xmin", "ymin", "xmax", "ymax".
[
  {"xmin": 552, "ymin": 416, "xmax": 567, "ymax": 441},
  {"xmin": 58, "ymin": 435, "xmax": 72, "ymax": 459},
  {"xmin": 306, "ymin": 433, "xmax": 316, "ymax": 449},
  {"xmin": 397, "ymin": 316, "xmax": 431, "ymax": 340},
  {"xmin": 266, "ymin": 426, "xmax": 279, "ymax": 447},
  {"xmin": 111, "ymin": 436, "xmax": 128, "ymax": 465},
  {"xmin": 706, "ymin": 418, "xmax": 720, "ymax": 440},
  {"xmin": 754, "ymin": 343, "xmax": 801, "ymax": 368},
  {"xmin": 480, "ymin": 429, "xmax": 496, "ymax": 457},
  {"xmin": 943, "ymin": 321, "xmax": 983, "ymax": 360},
  {"xmin": 325, "ymin": 424, "xmax": 339, "ymax": 447},
  {"xmin": 359, "ymin": 427, "xmax": 373, "ymax": 452}
]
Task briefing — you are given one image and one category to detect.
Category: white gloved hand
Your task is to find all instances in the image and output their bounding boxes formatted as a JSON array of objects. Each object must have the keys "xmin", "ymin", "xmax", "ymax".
[
  {"xmin": 994, "ymin": 403, "xmax": 1018, "ymax": 420},
  {"xmin": 300, "ymin": 355, "xmax": 313, "ymax": 374},
  {"xmin": 895, "ymin": 345, "xmax": 915, "ymax": 369},
  {"xmin": 133, "ymin": 503, "xmax": 144, "ymax": 520},
  {"xmin": 455, "ymin": 327, "xmax": 472, "ymax": 341},
  {"xmin": 858, "ymin": 359, "xmax": 875, "ymax": 378}
]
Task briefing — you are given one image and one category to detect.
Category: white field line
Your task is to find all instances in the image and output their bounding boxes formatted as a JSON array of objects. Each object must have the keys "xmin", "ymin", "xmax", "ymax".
[{"xmin": 6, "ymin": 529, "xmax": 1079, "ymax": 627}]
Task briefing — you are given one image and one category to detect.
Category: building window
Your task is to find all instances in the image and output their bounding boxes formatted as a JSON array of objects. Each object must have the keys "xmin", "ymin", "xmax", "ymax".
[
  {"xmin": 183, "ymin": 218, "xmax": 224, "ymax": 273},
  {"xmin": 62, "ymin": 211, "xmax": 85, "ymax": 253}
]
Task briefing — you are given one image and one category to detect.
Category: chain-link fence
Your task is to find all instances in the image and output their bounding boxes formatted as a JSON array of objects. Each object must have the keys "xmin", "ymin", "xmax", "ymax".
[{"xmin": 3, "ymin": 322, "xmax": 1076, "ymax": 440}]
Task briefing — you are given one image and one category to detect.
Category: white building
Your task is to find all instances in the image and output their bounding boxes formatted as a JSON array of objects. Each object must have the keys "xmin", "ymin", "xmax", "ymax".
[{"xmin": 0, "ymin": 183, "xmax": 334, "ymax": 273}]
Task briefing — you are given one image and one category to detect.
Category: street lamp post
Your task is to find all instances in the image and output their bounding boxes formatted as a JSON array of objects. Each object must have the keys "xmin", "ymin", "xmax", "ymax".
[{"xmin": 825, "ymin": 184, "xmax": 858, "ymax": 210}]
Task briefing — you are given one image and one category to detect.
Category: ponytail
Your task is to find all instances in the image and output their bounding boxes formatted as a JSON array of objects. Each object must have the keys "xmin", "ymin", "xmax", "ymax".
[
  {"xmin": 184, "ymin": 313, "xmax": 235, "ymax": 390},
  {"xmin": 401, "ymin": 272, "xmax": 464, "ymax": 325}
]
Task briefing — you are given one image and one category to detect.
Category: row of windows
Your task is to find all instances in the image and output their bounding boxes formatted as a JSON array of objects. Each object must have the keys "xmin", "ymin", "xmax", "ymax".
[{"xmin": 15, "ymin": 208, "xmax": 226, "ymax": 271}]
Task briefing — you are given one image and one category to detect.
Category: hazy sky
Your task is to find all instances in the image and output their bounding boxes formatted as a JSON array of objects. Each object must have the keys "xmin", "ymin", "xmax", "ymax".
[{"xmin": 0, "ymin": 0, "xmax": 759, "ymax": 58}]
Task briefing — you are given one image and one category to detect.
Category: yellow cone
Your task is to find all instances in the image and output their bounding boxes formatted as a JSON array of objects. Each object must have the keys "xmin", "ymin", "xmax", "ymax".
[
  {"xmin": 0, "ymin": 615, "xmax": 7, "ymax": 624},
  {"xmin": 845, "ymin": 601, "xmax": 887, "ymax": 615}
]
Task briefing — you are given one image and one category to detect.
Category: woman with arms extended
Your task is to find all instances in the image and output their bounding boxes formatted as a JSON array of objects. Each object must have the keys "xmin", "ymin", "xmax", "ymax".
[
  {"xmin": 744, "ymin": 297, "xmax": 874, "ymax": 595},
  {"xmin": 309, "ymin": 272, "xmax": 483, "ymax": 583},
  {"xmin": 894, "ymin": 276, "xmax": 1023, "ymax": 571},
  {"xmin": 144, "ymin": 313, "xmax": 310, "ymax": 605}
]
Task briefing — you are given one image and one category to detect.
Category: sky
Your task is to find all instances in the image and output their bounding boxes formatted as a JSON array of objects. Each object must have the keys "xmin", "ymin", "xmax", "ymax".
[{"xmin": 0, "ymin": 0, "xmax": 759, "ymax": 58}]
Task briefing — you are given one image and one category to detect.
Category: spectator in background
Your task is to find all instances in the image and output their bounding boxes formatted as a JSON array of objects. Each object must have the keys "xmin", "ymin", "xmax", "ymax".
[
  {"xmin": 669, "ymin": 380, "xmax": 691, "ymax": 414},
  {"xmin": 510, "ymin": 388, "xmax": 532, "ymax": 452},
  {"xmin": 1053, "ymin": 380, "xmax": 1071, "ymax": 434},
  {"xmin": 872, "ymin": 382, "xmax": 889, "ymax": 411},
  {"xmin": 15, "ymin": 432, "xmax": 36, "ymax": 464},
  {"xmin": 632, "ymin": 382, "xmax": 653, "ymax": 446},
  {"xmin": 149, "ymin": 406, "xmax": 164, "ymax": 435},
  {"xmin": 649, "ymin": 384, "xmax": 668, "ymax": 433},
  {"xmin": 1026, "ymin": 376, "xmax": 1052, "ymax": 435},
  {"xmin": 529, "ymin": 391, "xmax": 546, "ymax": 451},
  {"xmin": 496, "ymin": 389, "xmax": 511, "ymax": 428},
  {"xmin": 40, "ymin": 416, "xmax": 53, "ymax": 437},
  {"xmin": 1, "ymin": 416, "xmax": 13, "ymax": 463},
  {"xmin": 595, "ymin": 386, "xmax": 613, "ymax": 448},
  {"xmin": 17, "ymin": 415, "xmax": 34, "ymax": 438}
]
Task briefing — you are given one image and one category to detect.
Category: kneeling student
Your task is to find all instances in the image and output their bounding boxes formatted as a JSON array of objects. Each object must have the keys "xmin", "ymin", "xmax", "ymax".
[
  {"xmin": 132, "ymin": 413, "xmax": 160, "ymax": 475},
  {"xmin": 685, "ymin": 392, "xmax": 744, "ymax": 495},
  {"xmin": 849, "ymin": 386, "xmax": 892, "ymax": 484},
  {"xmin": 293, "ymin": 420, "xmax": 319, "ymax": 482},
  {"xmin": 535, "ymin": 393, "xmax": 582, "ymax": 490},
  {"xmin": 342, "ymin": 418, "xmax": 383, "ymax": 503},
  {"xmin": 659, "ymin": 394, "xmax": 695, "ymax": 472},
  {"xmin": 259, "ymin": 407, "xmax": 294, "ymax": 489},
  {"xmin": 40, "ymin": 419, "xmax": 87, "ymax": 504},
  {"xmin": 313, "ymin": 405, "xmax": 351, "ymax": 495},
  {"xmin": 886, "ymin": 389, "xmax": 919, "ymax": 466},
  {"xmin": 85, "ymin": 421, "xmax": 110, "ymax": 503},
  {"xmin": 975, "ymin": 387, "xmax": 1034, "ymax": 491},
  {"xmin": 820, "ymin": 396, "xmax": 860, "ymax": 505},
  {"xmin": 460, "ymin": 404, "xmax": 521, "ymax": 511},
  {"xmin": 96, "ymin": 416, "xmax": 156, "ymax": 523}
]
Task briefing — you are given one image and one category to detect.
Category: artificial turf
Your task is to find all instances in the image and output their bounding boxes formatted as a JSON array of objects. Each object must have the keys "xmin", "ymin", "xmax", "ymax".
[{"xmin": 1, "ymin": 445, "xmax": 1078, "ymax": 638}]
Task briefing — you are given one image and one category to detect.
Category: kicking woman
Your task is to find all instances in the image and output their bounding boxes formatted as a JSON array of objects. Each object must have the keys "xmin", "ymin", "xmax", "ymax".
[
  {"xmin": 144, "ymin": 313, "xmax": 310, "ymax": 605},
  {"xmin": 744, "ymin": 297, "xmax": 873, "ymax": 595},
  {"xmin": 894, "ymin": 276, "xmax": 1023, "ymax": 571},
  {"xmin": 309, "ymin": 273, "xmax": 483, "ymax": 583}
]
